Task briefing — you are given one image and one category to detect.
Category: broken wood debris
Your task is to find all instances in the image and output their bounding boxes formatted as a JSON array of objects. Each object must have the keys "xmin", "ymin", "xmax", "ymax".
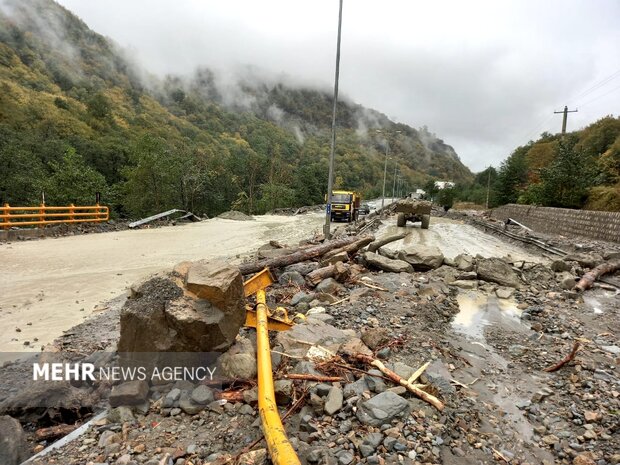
[
  {"xmin": 238, "ymin": 235, "xmax": 364, "ymax": 275},
  {"xmin": 352, "ymin": 354, "xmax": 444, "ymax": 411},
  {"xmin": 544, "ymin": 340, "xmax": 581, "ymax": 372},
  {"xmin": 574, "ymin": 259, "xmax": 620, "ymax": 292},
  {"xmin": 367, "ymin": 231, "xmax": 410, "ymax": 252}
]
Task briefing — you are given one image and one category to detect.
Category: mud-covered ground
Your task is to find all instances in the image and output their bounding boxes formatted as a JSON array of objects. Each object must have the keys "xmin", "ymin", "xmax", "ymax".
[
  {"xmin": 0, "ymin": 213, "xmax": 325, "ymax": 354},
  {"xmin": 1, "ymin": 210, "xmax": 619, "ymax": 465}
]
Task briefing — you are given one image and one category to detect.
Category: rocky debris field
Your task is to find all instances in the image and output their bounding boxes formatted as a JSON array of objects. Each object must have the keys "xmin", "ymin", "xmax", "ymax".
[{"xmin": 0, "ymin": 211, "xmax": 619, "ymax": 465}]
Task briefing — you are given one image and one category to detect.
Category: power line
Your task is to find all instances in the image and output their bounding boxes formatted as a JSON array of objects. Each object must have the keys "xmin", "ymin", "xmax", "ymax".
[
  {"xmin": 577, "ymin": 83, "xmax": 620, "ymax": 109},
  {"xmin": 569, "ymin": 67, "xmax": 620, "ymax": 104}
]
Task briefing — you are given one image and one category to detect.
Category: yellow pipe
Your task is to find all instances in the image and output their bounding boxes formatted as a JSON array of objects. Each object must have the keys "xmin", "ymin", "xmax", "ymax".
[{"xmin": 255, "ymin": 289, "xmax": 301, "ymax": 465}]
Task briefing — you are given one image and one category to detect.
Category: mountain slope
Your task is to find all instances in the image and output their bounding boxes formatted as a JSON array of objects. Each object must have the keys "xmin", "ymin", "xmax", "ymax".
[{"xmin": 0, "ymin": 0, "xmax": 472, "ymax": 217}]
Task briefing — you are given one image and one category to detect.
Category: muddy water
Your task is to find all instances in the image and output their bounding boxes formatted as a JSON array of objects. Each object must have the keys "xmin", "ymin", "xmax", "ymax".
[
  {"xmin": 452, "ymin": 291, "xmax": 524, "ymax": 339},
  {"xmin": 0, "ymin": 213, "xmax": 324, "ymax": 354},
  {"xmin": 378, "ymin": 217, "xmax": 545, "ymax": 261},
  {"xmin": 437, "ymin": 291, "xmax": 556, "ymax": 462}
]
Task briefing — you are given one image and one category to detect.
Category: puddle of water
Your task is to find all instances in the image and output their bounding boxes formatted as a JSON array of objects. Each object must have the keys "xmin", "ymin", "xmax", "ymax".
[
  {"xmin": 582, "ymin": 291, "xmax": 618, "ymax": 314},
  {"xmin": 452, "ymin": 291, "xmax": 524, "ymax": 340}
]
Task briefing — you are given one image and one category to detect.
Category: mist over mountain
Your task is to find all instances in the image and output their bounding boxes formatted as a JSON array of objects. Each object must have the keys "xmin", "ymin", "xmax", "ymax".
[{"xmin": 0, "ymin": 0, "xmax": 472, "ymax": 217}]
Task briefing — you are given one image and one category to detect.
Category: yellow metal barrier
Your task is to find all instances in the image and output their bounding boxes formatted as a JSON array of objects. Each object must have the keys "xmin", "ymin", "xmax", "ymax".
[
  {"xmin": 244, "ymin": 269, "xmax": 301, "ymax": 465},
  {"xmin": 0, "ymin": 203, "xmax": 109, "ymax": 229}
]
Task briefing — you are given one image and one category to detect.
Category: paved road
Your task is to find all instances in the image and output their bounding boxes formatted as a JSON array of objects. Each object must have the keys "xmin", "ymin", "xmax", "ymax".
[{"xmin": 0, "ymin": 214, "xmax": 324, "ymax": 353}]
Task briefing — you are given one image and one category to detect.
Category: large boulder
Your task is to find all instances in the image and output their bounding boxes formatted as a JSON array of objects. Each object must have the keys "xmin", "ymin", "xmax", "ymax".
[
  {"xmin": 185, "ymin": 261, "xmax": 245, "ymax": 316},
  {"xmin": 0, "ymin": 416, "xmax": 30, "ymax": 465},
  {"xmin": 363, "ymin": 252, "xmax": 413, "ymax": 273},
  {"xmin": 218, "ymin": 337, "xmax": 257, "ymax": 380},
  {"xmin": 356, "ymin": 391, "xmax": 410, "ymax": 426},
  {"xmin": 453, "ymin": 253, "xmax": 475, "ymax": 272},
  {"xmin": 276, "ymin": 319, "xmax": 355, "ymax": 358},
  {"xmin": 397, "ymin": 245, "xmax": 444, "ymax": 270},
  {"xmin": 119, "ymin": 262, "xmax": 246, "ymax": 353},
  {"xmin": 476, "ymin": 257, "xmax": 521, "ymax": 288}
]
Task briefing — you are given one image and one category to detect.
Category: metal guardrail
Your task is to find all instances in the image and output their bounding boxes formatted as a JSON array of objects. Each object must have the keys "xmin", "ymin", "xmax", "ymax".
[{"xmin": 0, "ymin": 204, "xmax": 109, "ymax": 229}]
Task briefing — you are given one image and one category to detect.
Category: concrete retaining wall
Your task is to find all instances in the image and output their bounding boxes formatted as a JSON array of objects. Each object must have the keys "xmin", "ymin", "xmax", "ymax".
[{"xmin": 492, "ymin": 204, "xmax": 620, "ymax": 243}]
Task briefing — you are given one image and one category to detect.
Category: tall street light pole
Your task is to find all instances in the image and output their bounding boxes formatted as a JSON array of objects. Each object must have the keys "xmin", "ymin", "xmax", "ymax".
[
  {"xmin": 375, "ymin": 129, "xmax": 389, "ymax": 210},
  {"xmin": 323, "ymin": 0, "xmax": 344, "ymax": 240},
  {"xmin": 391, "ymin": 161, "xmax": 398, "ymax": 201}
]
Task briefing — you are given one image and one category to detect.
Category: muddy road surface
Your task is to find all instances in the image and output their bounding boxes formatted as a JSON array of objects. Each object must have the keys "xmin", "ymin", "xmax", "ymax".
[
  {"xmin": 0, "ymin": 214, "xmax": 543, "ymax": 356},
  {"xmin": 0, "ymin": 214, "xmax": 324, "ymax": 354},
  {"xmin": 377, "ymin": 216, "xmax": 546, "ymax": 261}
]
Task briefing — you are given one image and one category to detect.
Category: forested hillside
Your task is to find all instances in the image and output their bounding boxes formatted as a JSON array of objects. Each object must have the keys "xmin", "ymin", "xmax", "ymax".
[
  {"xmin": 455, "ymin": 116, "xmax": 620, "ymax": 211},
  {"xmin": 0, "ymin": 0, "xmax": 472, "ymax": 218}
]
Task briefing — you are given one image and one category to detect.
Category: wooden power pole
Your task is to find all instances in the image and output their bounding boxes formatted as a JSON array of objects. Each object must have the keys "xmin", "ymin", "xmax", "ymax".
[{"xmin": 554, "ymin": 106, "xmax": 578, "ymax": 135}]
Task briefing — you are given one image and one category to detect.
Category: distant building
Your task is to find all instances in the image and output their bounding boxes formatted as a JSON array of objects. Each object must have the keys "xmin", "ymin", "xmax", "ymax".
[
  {"xmin": 434, "ymin": 181, "xmax": 455, "ymax": 190},
  {"xmin": 409, "ymin": 189, "xmax": 426, "ymax": 199}
]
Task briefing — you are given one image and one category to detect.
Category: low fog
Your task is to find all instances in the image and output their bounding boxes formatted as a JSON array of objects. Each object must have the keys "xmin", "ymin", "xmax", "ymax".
[{"xmin": 55, "ymin": 0, "xmax": 620, "ymax": 171}]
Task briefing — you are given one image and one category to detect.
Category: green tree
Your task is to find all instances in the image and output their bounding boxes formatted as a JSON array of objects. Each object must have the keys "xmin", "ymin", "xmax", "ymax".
[
  {"xmin": 42, "ymin": 147, "xmax": 108, "ymax": 205},
  {"xmin": 496, "ymin": 145, "xmax": 530, "ymax": 205},
  {"xmin": 535, "ymin": 139, "xmax": 595, "ymax": 208}
]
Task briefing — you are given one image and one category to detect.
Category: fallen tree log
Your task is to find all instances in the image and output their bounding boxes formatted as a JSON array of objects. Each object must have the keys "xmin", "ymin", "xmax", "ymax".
[
  {"xmin": 367, "ymin": 232, "xmax": 409, "ymax": 253},
  {"xmin": 574, "ymin": 259, "xmax": 620, "ymax": 292},
  {"xmin": 238, "ymin": 235, "xmax": 361, "ymax": 275},
  {"xmin": 322, "ymin": 235, "xmax": 375, "ymax": 261},
  {"xmin": 353, "ymin": 353, "xmax": 444, "ymax": 411},
  {"xmin": 306, "ymin": 262, "xmax": 350, "ymax": 286},
  {"xmin": 35, "ymin": 424, "xmax": 78, "ymax": 441}
]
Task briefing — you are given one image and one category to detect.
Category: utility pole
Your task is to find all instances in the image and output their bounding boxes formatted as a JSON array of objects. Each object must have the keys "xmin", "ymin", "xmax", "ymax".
[
  {"xmin": 323, "ymin": 0, "xmax": 344, "ymax": 239},
  {"xmin": 554, "ymin": 105, "xmax": 578, "ymax": 135}
]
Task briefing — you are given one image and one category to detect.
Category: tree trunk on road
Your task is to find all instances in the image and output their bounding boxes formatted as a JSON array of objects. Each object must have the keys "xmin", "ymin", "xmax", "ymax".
[{"xmin": 238, "ymin": 235, "xmax": 362, "ymax": 275}]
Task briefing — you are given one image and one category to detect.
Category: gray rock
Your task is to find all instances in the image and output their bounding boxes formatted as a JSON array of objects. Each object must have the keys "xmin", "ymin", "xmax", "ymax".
[
  {"xmin": 191, "ymin": 385, "xmax": 214, "ymax": 405},
  {"xmin": 398, "ymin": 245, "xmax": 444, "ymax": 270},
  {"xmin": 550, "ymin": 260, "xmax": 571, "ymax": 272},
  {"xmin": 476, "ymin": 257, "xmax": 520, "ymax": 288},
  {"xmin": 0, "ymin": 416, "xmax": 29, "ymax": 465},
  {"xmin": 452, "ymin": 280, "xmax": 477, "ymax": 290},
  {"xmin": 324, "ymin": 386, "xmax": 344, "ymax": 415},
  {"xmin": 179, "ymin": 393, "xmax": 203, "ymax": 415},
  {"xmin": 218, "ymin": 337, "xmax": 257, "ymax": 379},
  {"xmin": 344, "ymin": 378, "xmax": 369, "ymax": 398},
  {"xmin": 557, "ymin": 271, "xmax": 577, "ymax": 290},
  {"xmin": 107, "ymin": 406, "xmax": 135, "ymax": 423},
  {"xmin": 291, "ymin": 292, "xmax": 315, "ymax": 306},
  {"xmin": 238, "ymin": 404, "xmax": 255, "ymax": 415},
  {"xmin": 356, "ymin": 391, "xmax": 410, "ymax": 426},
  {"xmin": 496, "ymin": 287, "xmax": 514, "ymax": 299},
  {"xmin": 453, "ymin": 253, "xmax": 475, "ymax": 271},
  {"xmin": 284, "ymin": 262, "xmax": 320, "ymax": 276},
  {"xmin": 274, "ymin": 380, "xmax": 294, "ymax": 404},
  {"xmin": 361, "ymin": 327, "xmax": 390, "ymax": 350},
  {"xmin": 109, "ymin": 381, "xmax": 149, "ymax": 407},
  {"xmin": 278, "ymin": 271, "xmax": 306, "ymax": 286},
  {"xmin": 316, "ymin": 278, "xmax": 344, "ymax": 294},
  {"xmin": 601, "ymin": 345, "xmax": 620, "ymax": 355},
  {"xmin": 363, "ymin": 252, "xmax": 413, "ymax": 273}
]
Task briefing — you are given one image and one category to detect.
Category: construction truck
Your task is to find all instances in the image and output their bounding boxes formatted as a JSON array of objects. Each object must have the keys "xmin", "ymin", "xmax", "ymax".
[
  {"xmin": 328, "ymin": 190, "xmax": 361, "ymax": 222},
  {"xmin": 394, "ymin": 198, "xmax": 432, "ymax": 229}
]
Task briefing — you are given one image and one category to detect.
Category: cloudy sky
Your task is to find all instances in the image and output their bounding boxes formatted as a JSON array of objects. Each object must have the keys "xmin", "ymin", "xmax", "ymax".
[{"xmin": 57, "ymin": 0, "xmax": 620, "ymax": 171}]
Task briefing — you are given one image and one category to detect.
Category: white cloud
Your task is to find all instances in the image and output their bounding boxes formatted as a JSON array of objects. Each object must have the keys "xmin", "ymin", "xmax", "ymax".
[{"xmin": 56, "ymin": 0, "xmax": 620, "ymax": 171}]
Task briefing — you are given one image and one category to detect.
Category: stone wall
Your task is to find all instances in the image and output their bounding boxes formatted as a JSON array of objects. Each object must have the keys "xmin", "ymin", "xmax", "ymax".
[{"xmin": 491, "ymin": 204, "xmax": 620, "ymax": 243}]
